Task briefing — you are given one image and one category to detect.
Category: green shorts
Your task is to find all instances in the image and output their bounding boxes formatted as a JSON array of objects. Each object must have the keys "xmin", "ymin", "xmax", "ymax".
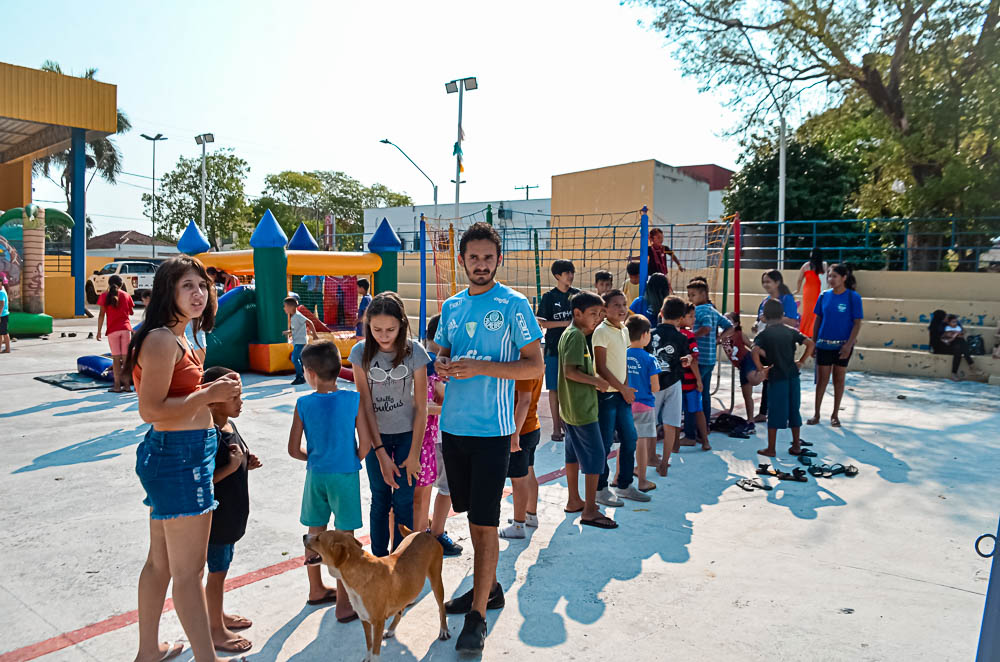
[{"xmin": 300, "ymin": 470, "xmax": 363, "ymax": 530}]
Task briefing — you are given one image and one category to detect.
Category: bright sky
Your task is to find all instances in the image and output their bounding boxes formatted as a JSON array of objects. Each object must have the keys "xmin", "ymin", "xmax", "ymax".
[{"xmin": 4, "ymin": 0, "xmax": 740, "ymax": 237}]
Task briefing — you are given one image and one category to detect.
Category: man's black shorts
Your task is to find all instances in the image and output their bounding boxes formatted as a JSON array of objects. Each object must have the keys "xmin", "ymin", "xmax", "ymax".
[
  {"xmin": 441, "ymin": 432, "xmax": 510, "ymax": 527},
  {"xmin": 507, "ymin": 428, "xmax": 540, "ymax": 479},
  {"xmin": 816, "ymin": 347, "xmax": 852, "ymax": 367}
]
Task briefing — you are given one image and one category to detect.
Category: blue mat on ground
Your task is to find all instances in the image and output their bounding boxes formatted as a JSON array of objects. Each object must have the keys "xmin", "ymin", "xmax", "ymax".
[{"xmin": 34, "ymin": 373, "xmax": 111, "ymax": 391}]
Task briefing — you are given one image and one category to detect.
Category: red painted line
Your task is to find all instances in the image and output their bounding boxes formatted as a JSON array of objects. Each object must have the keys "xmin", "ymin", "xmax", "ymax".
[{"xmin": 2, "ymin": 445, "xmax": 605, "ymax": 661}]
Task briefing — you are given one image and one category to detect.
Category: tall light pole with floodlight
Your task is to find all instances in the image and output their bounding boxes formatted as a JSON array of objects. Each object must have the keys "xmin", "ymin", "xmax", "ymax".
[
  {"xmin": 141, "ymin": 133, "xmax": 167, "ymax": 258},
  {"xmin": 195, "ymin": 133, "xmax": 215, "ymax": 233},
  {"xmin": 379, "ymin": 139, "xmax": 438, "ymax": 221},
  {"xmin": 445, "ymin": 77, "xmax": 477, "ymax": 222}
]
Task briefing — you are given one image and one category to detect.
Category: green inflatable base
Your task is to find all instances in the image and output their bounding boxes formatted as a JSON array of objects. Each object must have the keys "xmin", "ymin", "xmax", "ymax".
[{"xmin": 8, "ymin": 312, "xmax": 53, "ymax": 336}]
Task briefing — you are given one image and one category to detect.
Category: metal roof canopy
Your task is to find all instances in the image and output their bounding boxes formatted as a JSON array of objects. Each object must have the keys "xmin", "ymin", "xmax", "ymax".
[{"xmin": 0, "ymin": 62, "xmax": 117, "ymax": 165}]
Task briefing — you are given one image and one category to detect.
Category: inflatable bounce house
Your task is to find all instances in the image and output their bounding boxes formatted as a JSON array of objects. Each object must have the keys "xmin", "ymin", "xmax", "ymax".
[
  {"xmin": 0, "ymin": 204, "xmax": 75, "ymax": 335},
  {"xmin": 176, "ymin": 210, "xmax": 401, "ymax": 375}
]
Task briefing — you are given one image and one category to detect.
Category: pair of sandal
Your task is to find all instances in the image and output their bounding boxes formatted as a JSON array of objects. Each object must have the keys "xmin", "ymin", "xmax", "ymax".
[
  {"xmin": 807, "ymin": 463, "xmax": 859, "ymax": 478},
  {"xmin": 756, "ymin": 464, "xmax": 808, "ymax": 482},
  {"xmin": 736, "ymin": 477, "xmax": 773, "ymax": 492}
]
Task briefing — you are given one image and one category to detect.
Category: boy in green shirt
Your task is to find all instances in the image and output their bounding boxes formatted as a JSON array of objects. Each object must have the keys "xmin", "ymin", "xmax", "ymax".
[{"xmin": 559, "ymin": 291, "xmax": 616, "ymax": 529}]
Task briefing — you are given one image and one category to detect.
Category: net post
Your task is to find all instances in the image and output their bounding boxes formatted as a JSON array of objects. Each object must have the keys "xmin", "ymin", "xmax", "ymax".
[
  {"xmin": 722, "ymin": 238, "xmax": 730, "ymax": 315},
  {"xmin": 449, "ymin": 223, "xmax": 457, "ymax": 296},
  {"xmin": 639, "ymin": 206, "xmax": 649, "ymax": 298},
  {"xmin": 533, "ymin": 228, "xmax": 542, "ymax": 305},
  {"xmin": 977, "ymin": 514, "xmax": 1000, "ymax": 661},
  {"xmin": 419, "ymin": 214, "xmax": 427, "ymax": 341},
  {"xmin": 733, "ymin": 212, "xmax": 742, "ymax": 316}
]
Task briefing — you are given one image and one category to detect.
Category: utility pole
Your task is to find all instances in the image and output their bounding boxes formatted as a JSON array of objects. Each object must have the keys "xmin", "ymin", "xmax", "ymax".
[{"xmin": 515, "ymin": 184, "xmax": 538, "ymax": 200}]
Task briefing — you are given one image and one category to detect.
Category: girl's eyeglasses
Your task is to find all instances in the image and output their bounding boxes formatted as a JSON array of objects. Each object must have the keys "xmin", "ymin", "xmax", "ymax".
[{"xmin": 369, "ymin": 364, "xmax": 410, "ymax": 383}]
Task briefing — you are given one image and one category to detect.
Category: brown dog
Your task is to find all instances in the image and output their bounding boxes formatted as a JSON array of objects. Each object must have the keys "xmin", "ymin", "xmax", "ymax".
[{"xmin": 303, "ymin": 526, "xmax": 450, "ymax": 661}]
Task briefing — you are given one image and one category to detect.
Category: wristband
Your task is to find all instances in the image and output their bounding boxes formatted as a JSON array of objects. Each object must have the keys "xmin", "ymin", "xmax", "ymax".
[{"xmin": 372, "ymin": 445, "xmax": 384, "ymax": 453}]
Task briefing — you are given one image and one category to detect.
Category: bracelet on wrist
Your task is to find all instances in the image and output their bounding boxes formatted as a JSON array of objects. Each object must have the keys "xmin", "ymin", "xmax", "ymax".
[{"xmin": 372, "ymin": 445, "xmax": 384, "ymax": 453}]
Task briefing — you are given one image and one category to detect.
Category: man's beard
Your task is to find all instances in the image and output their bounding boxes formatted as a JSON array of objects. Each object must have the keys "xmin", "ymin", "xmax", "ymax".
[{"xmin": 464, "ymin": 262, "xmax": 498, "ymax": 286}]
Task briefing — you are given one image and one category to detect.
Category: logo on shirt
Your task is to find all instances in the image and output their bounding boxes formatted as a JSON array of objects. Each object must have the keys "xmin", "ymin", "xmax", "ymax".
[
  {"xmin": 465, "ymin": 321, "xmax": 477, "ymax": 338},
  {"xmin": 483, "ymin": 310, "xmax": 504, "ymax": 332},
  {"xmin": 458, "ymin": 348, "xmax": 493, "ymax": 361},
  {"xmin": 837, "ymin": 303, "xmax": 847, "ymax": 313},
  {"xmin": 448, "ymin": 319, "xmax": 458, "ymax": 331},
  {"xmin": 515, "ymin": 312, "xmax": 531, "ymax": 341},
  {"xmin": 493, "ymin": 296, "xmax": 510, "ymax": 304}
]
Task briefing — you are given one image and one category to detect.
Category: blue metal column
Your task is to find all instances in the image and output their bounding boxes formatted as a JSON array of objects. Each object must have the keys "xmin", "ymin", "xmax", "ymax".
[
  {"xmin": 977, "ymin": 516, "xmax": 1000, "ymax": 661},
  {"xmin": 70, "ymin": 128, "xmax": 87, "ymax": 316},
  {"xmin": 419, "ymin": 215, "xmax": 427, "ymax": 341},
  {"xmin": 639, "ymin": 205, "xmax": 649, "ymax": 298}
]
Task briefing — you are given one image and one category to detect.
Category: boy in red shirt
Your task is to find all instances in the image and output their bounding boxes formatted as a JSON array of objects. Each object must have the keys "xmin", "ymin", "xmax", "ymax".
[{"xmin": 678, "ymin": 303, "xmax": 711, "ymax": 450}]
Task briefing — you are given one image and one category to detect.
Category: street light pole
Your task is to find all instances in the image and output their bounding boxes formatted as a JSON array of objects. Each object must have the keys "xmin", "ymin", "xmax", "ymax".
[
  {"xmin": 141, "ymin": 133, "xmax": 167, "ymax": 258},
  {"xmin": 778, "ymin": 115, "xmax": 786, "ymax": 268},
  {"xmin": 195, "ymin": 133, "xmax": 215, "ymax": 233},
  {"xmin": 379, "ymin": 139, "xmax": 438, "ymax": 220},
  {"xmin": 446, "ymin": 77, "xmax": 477, "ymax": 222}
]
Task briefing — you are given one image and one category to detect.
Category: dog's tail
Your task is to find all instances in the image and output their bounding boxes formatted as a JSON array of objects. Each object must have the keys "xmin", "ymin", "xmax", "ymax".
[{"xmin": 397, "ymin": 523, "xmax": 414, "ymax": 538}]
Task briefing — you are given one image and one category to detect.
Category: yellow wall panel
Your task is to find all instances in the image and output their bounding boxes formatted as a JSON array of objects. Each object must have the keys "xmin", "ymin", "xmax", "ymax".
[{"xmin": 0, "ymin": 62, "xmax": 117, "ymax": 133}]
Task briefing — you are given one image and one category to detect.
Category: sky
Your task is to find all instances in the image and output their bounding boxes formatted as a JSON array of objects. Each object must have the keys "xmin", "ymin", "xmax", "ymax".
[{"xmin": 3, "ymin": 0, "xmax": 742, "ymax": 237}]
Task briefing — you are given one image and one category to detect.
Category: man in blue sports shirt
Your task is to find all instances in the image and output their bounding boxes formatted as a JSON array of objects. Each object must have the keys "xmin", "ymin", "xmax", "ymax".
[{"xmin": 434, "ymin": 222, "xmax": 543, "ymax": 653}]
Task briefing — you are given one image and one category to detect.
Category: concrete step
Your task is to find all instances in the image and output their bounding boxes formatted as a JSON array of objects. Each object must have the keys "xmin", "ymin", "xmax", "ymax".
[
  {"xmin": 848, "ymin": 346, "xmax": 1000, "ymax": 380},
  {"xmin": 736, "ymin": 315, "xmax": 998, "ymax": 353},
  {"xmin": 719, "ymin": 293, "xmax": 1000, "ymax": 327}
]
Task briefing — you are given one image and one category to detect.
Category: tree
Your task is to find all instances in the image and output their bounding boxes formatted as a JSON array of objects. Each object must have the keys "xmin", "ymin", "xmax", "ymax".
[
  {"xmin": 143, "ymin": 149, "xmax": 251, "ymax": 248},
  {"xmin": 32, "ymin": 61, "xmax": 132, "ymax": 210},
  {"xmin": 251, "ymin": 171, "xmax": 412, "ymax": 250},
  {"xmin": 635, "ymin": 0, "xmax": 1000, "ymax": 268}
]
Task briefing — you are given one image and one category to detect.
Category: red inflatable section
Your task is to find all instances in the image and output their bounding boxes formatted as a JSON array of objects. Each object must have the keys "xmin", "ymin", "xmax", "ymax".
[
  {"xmin": 297, "ymin": 305, "xmax": 331, "ymax": 333},
  {"xmin": 339, "ymin": 366, "xmax": 354, "ymax": 383}
]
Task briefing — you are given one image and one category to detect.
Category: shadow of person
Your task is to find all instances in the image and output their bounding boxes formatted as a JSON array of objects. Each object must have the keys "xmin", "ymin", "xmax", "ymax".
[
  {"xmin": 515, "ymin": 450, "xmax": 732, "ymax": 648},
  {"xmin": 0, "ymin": 391, "xmax": 124, "ymax": 418},
  {"xmin": 13, "ymin": 424, "xmax": 147, "ymax": 473}
]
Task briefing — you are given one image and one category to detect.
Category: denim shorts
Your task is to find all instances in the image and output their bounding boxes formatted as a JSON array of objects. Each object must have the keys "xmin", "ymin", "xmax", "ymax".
[
  {"xmin": 207, "ymin": 542, "xmax": 235, "ymax": 573},
  {"xmin": 544, "ymin": 354, "xmax": 560, "ymax": 390},
  {"xmin": 136, "ymin": 427, "xmax": 218, "ymax": 520},
  {"xmin": 738, "ymin": 354, "xmax": 758, "ymax": 386},
  {"xmin": 564, "ymin": 422, "xmax": 606, "ymax": 475}
]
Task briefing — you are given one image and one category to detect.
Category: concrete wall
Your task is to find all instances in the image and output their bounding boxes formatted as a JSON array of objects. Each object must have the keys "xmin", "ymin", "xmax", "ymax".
[{"xmin": 43, "ymin": 275, "xmax": 75, "ymax": 318}]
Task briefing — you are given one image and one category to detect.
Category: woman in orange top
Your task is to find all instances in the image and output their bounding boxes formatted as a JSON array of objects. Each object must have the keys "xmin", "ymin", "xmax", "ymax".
[
  {"xmin": 795, "ymin": 248, "xmax": 828, "ymax": 337},
  {"xmin": 124, "ymin": 256, "xmax": 243, "ymax": 662}
]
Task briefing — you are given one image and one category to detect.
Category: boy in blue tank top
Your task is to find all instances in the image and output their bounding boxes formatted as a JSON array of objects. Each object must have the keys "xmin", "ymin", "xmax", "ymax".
[{"xmin": 288, "ymin": 340, "xmax": 373, "ymax": 624}]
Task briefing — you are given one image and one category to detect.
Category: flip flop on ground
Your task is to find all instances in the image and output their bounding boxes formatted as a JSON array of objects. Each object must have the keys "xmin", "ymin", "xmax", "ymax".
[
  {"xmin": 580, "ymin": 514, "xmax": 618, "ymax": 529},
  {"xmin": 808, "ymin": 464, "xmax": 828, "ymax": 477},
  {"xmin": 756, "ymin": 464, "xmax": 778, "ymax": 477},
  {"xmin": 224, "ymin": 614, "xmax": 253, "ymax": 630},
  {"xmin": 214, "ymin": 635, "xmax": 252, "ymax": 653},
  {"xmin": 306, "ymin": 588, "xmax": 337, "ymax": 606},
  {"xmin": 788, "ymin": 447, "xmax": 817, "ymax": 457},
  {"xmin": 157, "ymin": 642, "xmax": 184, "ymax": 662}
]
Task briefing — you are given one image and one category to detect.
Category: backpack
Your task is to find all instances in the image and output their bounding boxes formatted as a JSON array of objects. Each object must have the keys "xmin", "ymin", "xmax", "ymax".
[{"xmin": 709, "ymin": 413, "xmax": 747, "ymax": 433}]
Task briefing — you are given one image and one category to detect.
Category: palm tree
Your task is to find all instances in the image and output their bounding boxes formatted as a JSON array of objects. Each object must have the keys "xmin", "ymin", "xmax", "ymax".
[{"xmin": 32, "ymin": 61, "xmax": 132, "ymax": 211}]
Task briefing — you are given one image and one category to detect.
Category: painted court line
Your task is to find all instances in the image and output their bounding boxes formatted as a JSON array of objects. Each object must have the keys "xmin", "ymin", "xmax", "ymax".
[{"xmin": 1, "ymin": 451, "xmax": 598, "ymax": 661}]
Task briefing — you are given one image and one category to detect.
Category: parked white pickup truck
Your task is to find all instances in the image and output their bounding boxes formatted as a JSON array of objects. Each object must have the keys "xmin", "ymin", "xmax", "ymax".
[{"xmin": 86, "ymin": 261, "xmax": 158, "ymax": 304}]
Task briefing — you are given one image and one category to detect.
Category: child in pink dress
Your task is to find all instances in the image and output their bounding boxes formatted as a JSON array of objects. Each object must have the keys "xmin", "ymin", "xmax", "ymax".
[{"xmin": 412, "ymin": 359, "xmax": 444, "ymax": 531}]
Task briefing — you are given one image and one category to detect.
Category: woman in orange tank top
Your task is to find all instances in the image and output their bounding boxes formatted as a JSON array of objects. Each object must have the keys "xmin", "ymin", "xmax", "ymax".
[{"xmin": 124, "ymin": 256, "xmax": 243, "ymax": 662}]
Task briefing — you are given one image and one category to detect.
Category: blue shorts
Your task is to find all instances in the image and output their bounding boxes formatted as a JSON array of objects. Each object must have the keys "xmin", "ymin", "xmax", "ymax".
[
  {"xmin": 136, "ymin": 428, "xmax": 218, "ymax": 520},
  {"xmin": 766, "ymin": 376, "xmax": 802, "ymax": 430},
  {"xmin": 564, "ymin": 422, "xmax": 606, "ymax": 475},
  {"xmin": 738, "ymin": 354, "xmax": 758, "ymax": 386},
  {"xmin": 207, "ymin": 542, "xmax": 235, "ymax": 573},
  {"xmin": 683, "ymin": 389, "xmax": 703, "ymax": 413},
  {"xmin": 544, "ymin": 354, "xmax": 560, "ymax": 390},
  {"xmin": 300, "ymin": 470, "xmax": 363, "ymax": 530}
]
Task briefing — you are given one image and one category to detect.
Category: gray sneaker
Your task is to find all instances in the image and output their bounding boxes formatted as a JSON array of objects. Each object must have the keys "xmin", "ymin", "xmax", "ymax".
[
  {"xmin": 615, "ymin": 485, "xmax": 652, "ymax": 502},
  {"xmin": 596, "ymin": 488, "xmax": 624, "ymax": 507}
]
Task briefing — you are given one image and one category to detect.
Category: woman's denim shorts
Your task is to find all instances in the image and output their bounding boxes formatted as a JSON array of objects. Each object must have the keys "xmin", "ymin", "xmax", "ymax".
[{"xmin": 136, "ymin": 427, "xmax": 219, "ymax": 520}]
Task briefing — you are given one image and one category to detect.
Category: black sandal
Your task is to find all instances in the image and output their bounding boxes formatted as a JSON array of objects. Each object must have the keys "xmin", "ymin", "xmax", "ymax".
[
  {"xmin": 756, "ymin": 464, "xmax": 778, "ymax": 477},
  {"xmin": 798, "ymin": 454, "xmax": 813, "ymax": 466}
]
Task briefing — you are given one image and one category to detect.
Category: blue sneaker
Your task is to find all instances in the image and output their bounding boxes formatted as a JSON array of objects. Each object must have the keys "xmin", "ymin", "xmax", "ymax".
[{"xmin": 436, "ymin": 531, "xmax": 463, "ymax": 557}]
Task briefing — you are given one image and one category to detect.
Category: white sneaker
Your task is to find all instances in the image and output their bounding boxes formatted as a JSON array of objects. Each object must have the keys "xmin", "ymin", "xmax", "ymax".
[
  {"xmin": 499, "ymin": 521, "xmax": 526, "ymax": 539},
  {"xmin": 596, "ymin": 488, "xmax": 624, "ymax": 507},
  {"xmin": 615, "ymin": 485, "xmax": 652, "ymax": 502},
  {"xmin": 525, "ymin": 513, "xmax": 539, "ymax": 528}
]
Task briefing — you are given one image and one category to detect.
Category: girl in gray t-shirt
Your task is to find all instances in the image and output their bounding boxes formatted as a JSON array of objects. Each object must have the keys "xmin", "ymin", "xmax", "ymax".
[{"xmin": 347, "ymin": 292, "xmax": 430, "ymax": 556}]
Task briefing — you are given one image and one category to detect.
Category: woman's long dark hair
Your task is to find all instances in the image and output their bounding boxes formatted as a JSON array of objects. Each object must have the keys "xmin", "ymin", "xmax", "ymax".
[
  {"xmin": 644, "ymin": 273, "xmax": 671, "ymax": 318},
  {"xmin": 124, "ymin": 256, "xmax": 216, "ymax": 372},
  {"xmin": 809, "ymin": 248, "xmax": 824, "ymax": 275},
  {"xmin": 105, "ymin": 275, "xmax": 123, "ymax": 307},
  {"xmin": 361, "ymin": 291, "xmax": 411, "ymax": 371},
  {"xmin": 928, "ymin": 309, "xmax": 947, "ymax": 347},
  {"xmin": 830, "ymin": 263, "xmax": 856, "ymax": 290},
  {"xmin": 763, "ymin": 270, "xmax": 792, "ymax": 298}
]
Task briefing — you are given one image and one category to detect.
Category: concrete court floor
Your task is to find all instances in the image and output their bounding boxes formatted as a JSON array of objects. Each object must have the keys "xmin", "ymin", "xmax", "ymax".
[{"xmin": 0, "ymin": 314, "xmax": 997, "ymax": 661}]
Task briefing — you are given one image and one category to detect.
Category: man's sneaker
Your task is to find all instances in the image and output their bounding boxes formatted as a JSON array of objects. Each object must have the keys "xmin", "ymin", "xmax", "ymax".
[
  {"xmin": 445, "ymin": 582, "xmax": 505, "ymax": 614},
  {"xmin": 499, "ymin": 521, "xmax": 525, "ymax": 539},
  {"xmin": 524, "ymin": 513, "xmax": 539, "ymax": 528},
  {"xmin": 596, "ymin": 488, "xmax": 624, "ymax": 507},
  {"xmin": 436, "ymin": 531, "xmax": 463, "ymax": 557},
  {"xmin": 615, "ymin": 485, "xmax": 652, "ymax": 502},
  {"xmin": 291, "ymin": 377, "xmax": 306, "ymax": 385},
  {"xmin": 456, "ymin": 610, "xmax": 487, "ymax": 653}
]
